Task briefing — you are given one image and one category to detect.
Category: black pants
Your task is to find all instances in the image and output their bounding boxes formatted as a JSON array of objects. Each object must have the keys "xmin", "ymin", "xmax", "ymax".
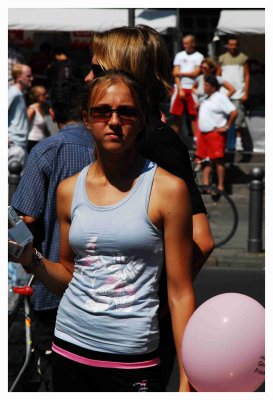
[
  {"xmin": 32, "ymin": 309, "xmax": 58, "ymax": 391},
  {"xmin": 52, "ymin": 352, "xmax": 163, "ymax": 392}
]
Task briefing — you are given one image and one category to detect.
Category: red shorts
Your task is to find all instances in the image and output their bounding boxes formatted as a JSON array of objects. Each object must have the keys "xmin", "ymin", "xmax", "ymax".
[
  {"xmin": 196, "ymin": 129, "xmax": 226, "ymax": 160},
  {"xmin": 169, "ymin": 87, "xmax": 197, "ymax": 118}
]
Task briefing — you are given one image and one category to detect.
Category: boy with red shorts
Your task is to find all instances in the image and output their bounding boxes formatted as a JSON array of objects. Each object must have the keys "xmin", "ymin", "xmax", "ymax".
[
  {"xmin": 197, "ymin": 76, "xmax": 237, "ymax": 191},
  {"xmin": 170, "ymin": 35, "xmax": 203, "ymax": 136}
]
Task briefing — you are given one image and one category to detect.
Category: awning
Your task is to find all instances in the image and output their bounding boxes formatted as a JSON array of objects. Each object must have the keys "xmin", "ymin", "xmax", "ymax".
[
  {"xmin": 8, "ymin": 8, "xmax": 176, "ymax": 34},
  {"xmin": 216, "ymin": 9, "xmax": 265, "ymax": 35}
]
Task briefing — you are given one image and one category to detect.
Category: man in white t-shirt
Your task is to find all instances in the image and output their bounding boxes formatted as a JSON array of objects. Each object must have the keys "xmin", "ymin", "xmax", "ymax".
[
  {"xmin": 170, "ymin": 35, "xmax": 204, "ymax": 136},
  {"xmin": 217, "ymin": 37, "xmax": 250, "ymax": 151},
  {"xmin": 197, "ymin": 76, "xmax": 237, "ymax": 192}
]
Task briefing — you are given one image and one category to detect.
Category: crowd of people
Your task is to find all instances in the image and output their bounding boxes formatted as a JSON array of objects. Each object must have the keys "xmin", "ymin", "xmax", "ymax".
[
  {"xmin": 8, "ymin": 44, "xmax": 85, "ymax": 168},
  {"xmin": 169, "ymin": 34, "xmax": 249, "ymax": 191},
  {"xmin": 8, "ymin": 25, "xmax": 251, "ymax": 392}
]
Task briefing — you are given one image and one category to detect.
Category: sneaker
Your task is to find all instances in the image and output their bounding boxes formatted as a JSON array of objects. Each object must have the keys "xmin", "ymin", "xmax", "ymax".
[
  {"xmin": 211, "ymin": 185, "xmax": 222, "ymax": 202},
  {"xmin": 235, "ymin": 137, "xmax": 243, "ymax": 151}
]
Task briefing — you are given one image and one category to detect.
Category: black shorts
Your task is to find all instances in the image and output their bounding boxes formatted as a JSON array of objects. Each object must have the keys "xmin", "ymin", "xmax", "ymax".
[{"xmin": 52, "ymin": 338, "xmax": 163, "ymax": 392}]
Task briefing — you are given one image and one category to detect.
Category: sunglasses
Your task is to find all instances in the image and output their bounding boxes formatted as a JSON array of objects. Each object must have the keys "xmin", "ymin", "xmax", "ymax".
[
  {"xmin": 91, "ymin": 63, "xmax": 104, "ymax": 77},
  {"xmin": 89, "ymin": 107, "xmax": 139, "ymax": 124}
]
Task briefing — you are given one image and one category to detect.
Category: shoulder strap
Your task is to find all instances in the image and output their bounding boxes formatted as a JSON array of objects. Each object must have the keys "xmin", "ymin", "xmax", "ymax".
[
  {"xmin": 70, "ymin": 165, "xmax": 90, "ymax": 220},
  {"xmin": 140, "ymin": 160, "xmax": 158, "ymax": 212}
]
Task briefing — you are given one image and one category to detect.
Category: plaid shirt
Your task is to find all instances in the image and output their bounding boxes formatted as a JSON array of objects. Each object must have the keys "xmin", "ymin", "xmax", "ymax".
[{"xmin": 12, "ymin": 122, "xmax": 94, "ymax": 310}]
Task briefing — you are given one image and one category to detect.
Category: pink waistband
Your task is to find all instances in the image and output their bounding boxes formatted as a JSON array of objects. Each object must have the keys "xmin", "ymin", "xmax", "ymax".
[{"xmin": 52, "ymin": 343, "xmax": 160, "ymax": 370}]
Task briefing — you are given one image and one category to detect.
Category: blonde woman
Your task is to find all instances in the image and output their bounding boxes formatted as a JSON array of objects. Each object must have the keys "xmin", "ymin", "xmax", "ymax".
[
  {"xmin": 10, "ymin": 71, "xmax": 195, "ymax": 392},
  {"xmin": 192, "ymin": 57, "xmax": 235, "ymax": 106},
  {"xmin": 27, "ymin": 85, "xmax": 50, "ymax": 152},
  {"xmin": 87, "ymin": 26, "xmax": 214, "ymax": 277}
]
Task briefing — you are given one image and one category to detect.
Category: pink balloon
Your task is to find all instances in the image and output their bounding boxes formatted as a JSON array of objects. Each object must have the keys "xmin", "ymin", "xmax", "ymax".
[{"xmin": 182, "ymin": 293, "xmax": 265, "ymax": 392}]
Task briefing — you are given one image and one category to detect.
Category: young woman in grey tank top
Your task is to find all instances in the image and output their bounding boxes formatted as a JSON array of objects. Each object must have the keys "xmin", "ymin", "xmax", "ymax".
[{"xmin": 10, "ymin": 71, "xmax": 195, "ymax": 392}]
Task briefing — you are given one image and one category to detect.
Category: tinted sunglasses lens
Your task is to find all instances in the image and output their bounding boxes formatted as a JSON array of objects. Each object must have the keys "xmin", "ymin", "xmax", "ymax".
[
  {"xmin": 118, "ymin": 109, "xmax": 139, "ymax": 120},
  {"xmin": 91, "ymin": 63, "xmax": 104, "ymax": 77},
  {"xmin": 89, "ymin": 107, "xmax": 110, "ymax": 120},
  {"xmin": 89, "ymin": 107, "xmax": 139, "ymax": 123}
]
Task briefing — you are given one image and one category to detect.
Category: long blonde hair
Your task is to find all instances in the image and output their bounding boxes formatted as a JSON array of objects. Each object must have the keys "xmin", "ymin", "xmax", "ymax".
[
  {"xmin": 91, "ymin": 25, "xmax": 172, "ymax": 108},
  {"xmin": 201, "ymin": 58, "xmax": 218, "ymax": 75}
]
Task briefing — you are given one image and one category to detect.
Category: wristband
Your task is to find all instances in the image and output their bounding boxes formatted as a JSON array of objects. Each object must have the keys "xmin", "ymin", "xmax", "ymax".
[{"xmin": 23, "ymin": 248, "xmax": 44, "ymax": 274}]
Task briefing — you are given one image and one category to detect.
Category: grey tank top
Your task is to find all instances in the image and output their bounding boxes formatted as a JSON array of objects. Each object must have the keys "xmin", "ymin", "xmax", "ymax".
[{"xmin": 55, "ymin": 159, "xmax": 164, "ymax": 355}]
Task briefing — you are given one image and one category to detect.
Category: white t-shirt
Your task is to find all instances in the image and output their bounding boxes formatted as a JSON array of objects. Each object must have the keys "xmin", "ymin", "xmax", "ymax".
[
  {"xmin": 173, "ymin": 50, "xmax": 204, "ymax": 89},
  {"xmin": 218, "ymin": 52, "xmax": 248, "ymax": 100},
  {"xmin": 198, "ymin": 91, "xmax": 236, "ymax": 133}
]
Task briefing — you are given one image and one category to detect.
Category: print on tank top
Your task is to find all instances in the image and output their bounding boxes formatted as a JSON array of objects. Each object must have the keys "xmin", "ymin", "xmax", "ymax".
[{"xmin": 79, "ymin": 235, "xmax": 146, "ymax": 313}]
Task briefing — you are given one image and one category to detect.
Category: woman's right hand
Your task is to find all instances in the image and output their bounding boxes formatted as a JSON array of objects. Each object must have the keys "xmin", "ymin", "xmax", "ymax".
[
  {"xmin": 8, "ymin": 241, "xmax": 34, "ymax": 268},
  {"xmin": 179, "ymin": 87, "xmax": 186, "ymax": 100}
]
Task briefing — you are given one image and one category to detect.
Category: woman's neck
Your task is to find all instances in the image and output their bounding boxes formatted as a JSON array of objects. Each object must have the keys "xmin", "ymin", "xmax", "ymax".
[{"xmin": 92, "ymin": 148, "xmax": 144, "ymax": 182}]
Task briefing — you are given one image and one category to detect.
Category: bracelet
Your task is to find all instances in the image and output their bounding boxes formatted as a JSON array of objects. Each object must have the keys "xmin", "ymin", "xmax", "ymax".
[{"xmin": 23, "ymin": 248, "xmax": 44, "ymax": 274}]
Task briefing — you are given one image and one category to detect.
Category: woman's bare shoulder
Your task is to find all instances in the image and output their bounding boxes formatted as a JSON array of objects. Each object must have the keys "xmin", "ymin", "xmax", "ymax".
[
  {"xmin": 57, "ymin": 172, "xmax": 81, "ymax": 200},
  {"xmin": 153, "ymin": 167, "xmax": 192, "ymax": 218},
  {"xmin": 155, "ymin": 166, "xmax": 188, "ymax": 195}
]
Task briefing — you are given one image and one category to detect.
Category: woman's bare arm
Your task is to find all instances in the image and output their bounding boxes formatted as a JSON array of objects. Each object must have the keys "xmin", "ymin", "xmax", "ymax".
[
  {"xmin": 10, "ymin": 175, "xmax": 78, "ymax": 295},
  {"xmin": 155, "ymin": 169, "xmax": 195, "ymax": 391},
  {"xmin": 27, "ymin": 106, "xmax": 36, "ymax": 122},
  {"xmin": 192, "ymin": 213, "xmax": 215, "ymax": 280}
]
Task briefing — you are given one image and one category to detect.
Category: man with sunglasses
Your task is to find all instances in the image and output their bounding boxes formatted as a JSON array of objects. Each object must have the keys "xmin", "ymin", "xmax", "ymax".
[{"xmin": 11, "ymin": 78, "xmax": 94, "ymax": 391}]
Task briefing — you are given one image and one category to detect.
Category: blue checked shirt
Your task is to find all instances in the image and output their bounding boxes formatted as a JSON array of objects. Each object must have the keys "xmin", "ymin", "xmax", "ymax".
[{"xmin": 12, "ymin": 123, "xmax": 94, "ymax": 310}]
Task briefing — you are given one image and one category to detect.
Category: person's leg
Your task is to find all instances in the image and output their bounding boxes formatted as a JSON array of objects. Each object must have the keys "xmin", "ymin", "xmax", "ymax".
[
  {"xmin": 232, "ymin": 99, "xmax": 245, "ymax": 151},
  {"xmin": 191, "ymin": 119, "xmax": 197, "ymax": 141},
  {"xmin": 215, "ymin": 158, "xmax": 225, "ymax": 191},
  {"xmin": 185, "ymin": 89, "xmax": 198, "ymax": 139},
  {"xmin": 52, "ymin": 352, "xmax": 100, "ymax": 391},
  {"xmin": 202, "ymin": 163, "xmax": 212, "ymax": 187},
  {"xmin": 206, "ymin": 129, "xmax": 226, "ymax": 183},
  {"xmin": 99, "ymin": 365, "xmax": 163, "ymax": 392},
  {"xmin": 169, "ymin": 85, "xmax": 184, "ymax": 135},
  {"xmin": 53, "ymin": 355, "xmax": 163, "ymax": 392},
  {"xmin": 226, "ymin": 124, "xmax": 236, "ymax": 151},
  {"xmin": 236, "ymin": 101, "xmax": 253, "ymax": 152},
  {"xmin": 195, "ymin": 128, "xmax": 207, "ymax": 168},
  {"xmin": 32, "ymin": 309, "xmax": 58, "ymax": 391},
  {"xmin": 199, "ymin": 132, "xmax": 211, "ymax": 186}
]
